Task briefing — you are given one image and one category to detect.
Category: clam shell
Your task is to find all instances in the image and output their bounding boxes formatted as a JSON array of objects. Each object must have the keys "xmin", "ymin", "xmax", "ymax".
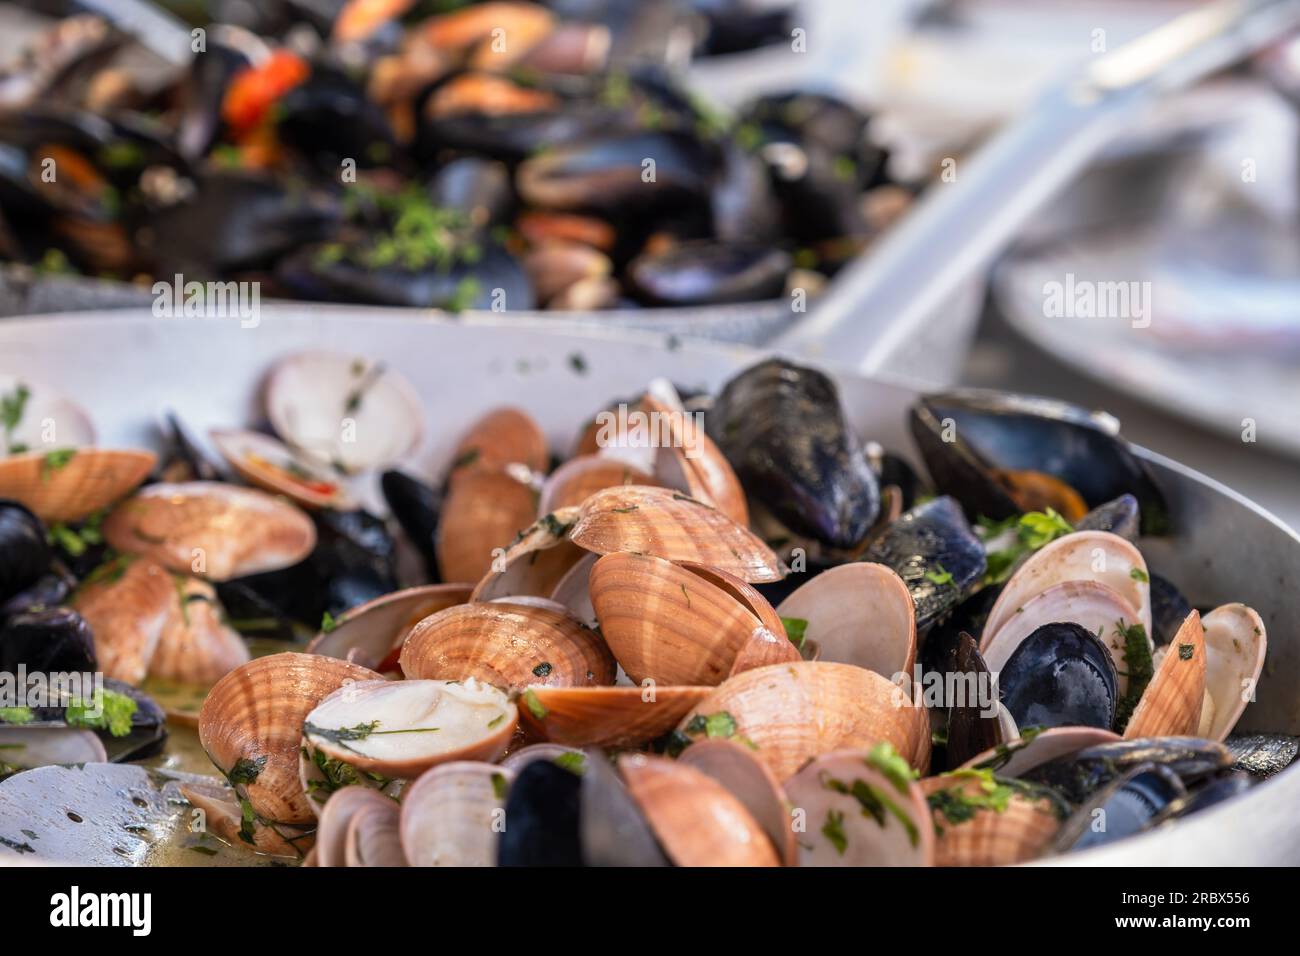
[
  {"xmin": 728, "ymin": 625, "xmax": 804, "ymax": 676},
  {"xmin": 959, "ymin": 726, "xmax": 1122, "ymax": 776},
  {"xmin": 589, "ymin": 552, "xmax": 773, "ymax": 685},
  {"xmin": 72, "ymin": 556, "xmax": 175, "ymax": 685},
  {"xmin": 303, "ymin": 678, "xmax": 517, "ymax": 778},
  {"xmin": 306, "ymin": 583, "xmax": 472, "ymax": 671},
  {"xmin": 981, "ymin": 579, "xmax": 1143, "ymax": 695},
  {"xmin": 0, "ymin": 448, "xmax": 154, "ymax": 523},
  {"xmin": 344, "ymin": 801, "xmax": 407, "ymax": 867},
  {"xmin": 266, "ymin": 351, "xmax": 424, "ymax": 474},
  {"xmin": 435, "ymin": 470, "xmax": 538, "ymax": 583},
  {"xmin": 315, "ymin": 786, "xmax": 396, "ymax": 867},
  {"xmin": 537, "ymin": 455, "xmax": 656, "ymax": 514},
  {"xmin": 400, "ymin": 600, "xmax": 615, "ymax": 689},
  {"xmin": 449, "ymin": 407, "xmax": 549, "ymax": 489},
  {"xmin": 102, "ymin": 482, "xmax": 316, "ymax": 581},
  {"xmin": 580, "ymin": 748, "xmax": 670, "ymax": 867},
  {"xmin": 920, "ymin": 774, "xmax": 1059, "ymax": 866},
  {"xmin": 680, "ymin": 662, "xmax": 931, "ymax": 781},
  {"xmin": 470, "ymin": 506, "xmax": 584, "ymax": 603},
  {"xmin": 0, "ymin": 374, "xmax": 95, "ymax": 449},
  {"xmin": 679, "ymin": 738, "xmax": 797, "ymax": 866},
  {"xmin": 1125, "ymin": 611, "xmax": 1206, "ymax": 739},
  {"xmin": 570, "ymin": 485, "xmax": 784, "ymax": 583},
  {"xmin": 198, "ymin": 652, "xmax": 381, "ymax": 824},
  {"xmin": 400, "ymin": 762, "xmax": 512, "ymax": 867},
  {"xmin": 548, "ymin": 550, "xmax": 598, "ymax": 626},
  {"xmin": 1200, "ymin": 603, "xmax": 1267, "ymax": 742},
  {"xmin": 784, "ymin": 750, "xmax": 935, "ymax": 866},
  {"xmin": 180, "ymin": 780, "xmax": 313, "ymax": 859},
  {"xmin": 618, "ymin": 753, "xmax": 780, "ymax": 866},
  {"xmin": 210, "ymin": 427, "xmax": 354, "ymax": 510},
  {"xmin": 984, "ymin": 531, "xmax": 1152, "ymax": 646},
  {"xmin": 517, "ymin": 685, "xmax": 711, "ymax": 747},
  {"xmin": 775, "ymin": 562, "xmax": 916, "ymax": 679},
  {"xmin": 641, "ymin": 394, "xmax": 748, "ymax": 525},
  {"xmin": 148, "ymin": 576, "xmax": 250, "ymax": 686}
]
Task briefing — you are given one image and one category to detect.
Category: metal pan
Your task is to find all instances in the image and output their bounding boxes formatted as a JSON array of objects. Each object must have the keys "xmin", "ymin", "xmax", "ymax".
[{"xmin": 0, "ymin": 304, "xmax": 1297, "ymax": 865}]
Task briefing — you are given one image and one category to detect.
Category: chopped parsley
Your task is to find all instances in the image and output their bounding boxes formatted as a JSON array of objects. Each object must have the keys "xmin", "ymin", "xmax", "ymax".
[
  {"xmin": 521, "ymin": 689, "xmax": 548, "ymax": 720},
  {"xmin": 1, "ymin": 383, "xmax": 31, "ymax": 453},
  {"xmin": 65, "ymin": 689, "xmax": 137, "ymax": 737},
  {"xmin": 0, "ymin": 707, "xmax": 35, "ymax": 725},
  {"xmin": 39, "ymin": 448, "xmax": 76, "ymax": 481},
  {"xmin": 924, "ymin": 563, "xmax": 954, "ymax": 586},
  {"xmin": 979, "ymin": 508, "xmax": 1074, "ymax": 584},
  {"xmin": 822, "ymin": 809, "xmax": 848, "ymax": 855},
  {"xmin": 1130, "ymin": 567, "xmax": 1150, "ymax": 583},
  {"xmin": 1178, "ymin": 642, "xmax": 1195, "ymax": 661},
  {"xmin": 227, "ymin": 755, "xmax": 267, "ymax": 785},
  {"xmin": 552, "ymin": 752, "xmax": 586, "ymax": 775},
  {"xmin": 1112, "ymin": 620, "xmax": 1154, "ymax": 733},
  {"xmin": 781, "ymin": 617, "xmax": 809, "ymax": 649}
]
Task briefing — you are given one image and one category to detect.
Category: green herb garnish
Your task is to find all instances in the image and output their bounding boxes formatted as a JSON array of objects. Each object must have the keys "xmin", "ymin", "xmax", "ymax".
[{"xmin": 781, "ymin": 617, "xmax": 808, "ymax": 649}]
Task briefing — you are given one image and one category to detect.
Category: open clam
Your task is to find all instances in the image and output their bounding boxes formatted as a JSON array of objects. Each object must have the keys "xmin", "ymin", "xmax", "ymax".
[
  {"xmin": 784, "ymin": 747, "xmax": 934, "ymax": 866},
  {"xmin": 982, "ymin": 531, "xmax": 1153, "ymax": 649},
  {"xmin": 921, "ymin": 770, "xmax": 1062, "ymax": 866},
  {"xmin": 981, "ymin": 579, "xmax": 1143, "ymax": 695},
  {"xmin": 679, "ymin": 662, "xmax": 931, "ymax": 780},
  {"xmin": 570, "ymin": 485, "xmax": 785, "ymax": 583},
  {"xmin": 1199, "ymin": 604, "xmax": 1267, "ymax": 742},
  {"xmin": 307, "ymin": 583, "xmax": 472, "ymax": 670},
  {"xmin": 198, "ymin": 652, "xmax": 381, "ymax": 826},
  {"xmin": 210, "ymin": 427, "xmax": 354, "ymax": 511},
  {"xmin": 589, "ymin": 552, "xmax": 794, "ymax": 686},
  {"xmin": 303, "ymin": 678, "xmax": 517, "ymax": 779},
  {"xmin": 678, "ymin": 738, "xmax": 798, "ymax": 866},
  {"xmin": 1124, "ymin": 611, "xmax": 1205, "ymax": 739},
  {"xmin": 960, "ymin": 726, "xmax": 1123, "ymax": 777},
  {"xmin": 517, "ymin": 684, "xmax": 712, "ymax": 748},
  {"xmin": 469, "ymin": 507, "xmax": 585, "ymax": 603},
  {"xmin": 399, "ymin": 599, "xmax": 616, "ymax": 689},
  {"xmin": 71, "ymin": 556, "xmax": 175, "ymax": 685},
  {"xmin": 618, "ymin": 753, "xmax": 780, "ymax": 867},
  {"xmin": 0, "ymin": 375, "xmax": 95, "ymax": 452},
  {"xmin": 103, "ymin": 482, "xmax": 316, "ymax": 581},
  {"xmin": 265, "ymin": 351, "xmax": 424, "ymax": 474},
  {"xmin": 313, "ymin": 786, "xmax": 400, "ymax": 867},
  {"xmin": 774, "ymin": 562, "xmax": 916, "ymax": 679},
  {"xmin": 0, "ymin": 448, "xmax": 155, "ymax": 524},
  {"xmin": 400, "ymin": 761, "xmax": 512, "ymax": 867},
  {"xmin": 147, "ymin": 576, "xmax": 250, "ymax": 686}
]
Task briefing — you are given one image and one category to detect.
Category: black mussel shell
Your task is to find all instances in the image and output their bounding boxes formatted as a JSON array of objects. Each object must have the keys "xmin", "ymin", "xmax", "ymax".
[
  {"xmin": 1226, "ymin": 733, "xmax": 1299, "ymax": 779},
  {"xmin": 0, "ymin": 607, "xmax": 96, "ymax": 675},
  {"xmin": 865, "ymin": 496, "xmax": 984, "ymax": 630},
  {"xmin": 910, "ymin": 392, "xmax": 1169, "ymax": 535},
  {"xmin": 871, "ymin": 449, "xmax": 928, "ymax": 512},
  {"xmin": 580, "ymin": 749, "xmax": 669, "ymax": 867},
  {"xmin": 1024, "ymin": 737, "xmax": 1231, "ymax": 804},
  {"xmin": 158, "ymin": 412, "xmax": 223, "ymax": 483},
  {"xmin": 1149, "ymin": 573, "xmax": 1192, "ymax": 647},
  {"xmin": 1166, "ymin": 771, "xmax": 1254, "ymax": 821},
  {"xmin": 98, "ymin": 678, "xmax": 167, "ymax": 763},
  {"xmin": 429, "ymin": 157, "xmax": 514, "ymax": 233},
  {"xmin": 1076, "ymin": 494, "xmax": 1140, "ymax": 541},
  {"xmin": 921, "ymin": 583, "xmax": 1001, "ymax": 668},
  {"xmin": 380, "ymin": 470, "xmax": 441, "ymax": 584},
  {"xmin": 707, "ymin": 359, "xmax": 879, "ymax": 549},
  {"xmin": 1054, "ymin": 764, "xmax": 1184, "ymax": 853},
  {"xmin": 141, "ymin": 170, "xmax": 340, "ymax": 275},
  {"xmin": 275, "ymin": 68, "xmax": 397, "ymax": 175},
  {"xmin": 628, "ymin": 241, "xmax": 790, "ymax": 306},
  {"xmin": 0, "ymin": 499, "xmax": 51, "ymax": 604},
  {"xmin": 944, "ymin": 632, "xmax": 1004, "ymax": 769},
  {"xmin": 212, "ymin": 580, "xmax": 302, "ymax": 641},
  {"xmin": 999, "ymin": 622, "xmax": 1117, "ymax": 731},
  {"xmin": 0, "ymin": 564, "xmax": 74, "ymax": 625},
  {"xmin": 498, "ymin": 760, "xmax": 584, "ymax": 867}
]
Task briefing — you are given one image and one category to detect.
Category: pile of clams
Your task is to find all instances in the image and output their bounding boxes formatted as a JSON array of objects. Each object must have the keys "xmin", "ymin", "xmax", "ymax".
[{"xmin": 0, "ymin": 352, "xmax": 1290, "ymax": 867}]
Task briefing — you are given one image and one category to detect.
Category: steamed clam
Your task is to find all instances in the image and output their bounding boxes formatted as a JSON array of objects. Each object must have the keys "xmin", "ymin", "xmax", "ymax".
[{"xmin": 0, "ymin": 351, "xmax": 1284, "ymax": 869}]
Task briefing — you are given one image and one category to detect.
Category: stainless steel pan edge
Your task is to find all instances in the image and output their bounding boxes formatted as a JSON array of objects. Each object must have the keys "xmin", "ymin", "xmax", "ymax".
[{"xmin": 1, "ymin": 306, "xmax": 1297, "ymax": 866}]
